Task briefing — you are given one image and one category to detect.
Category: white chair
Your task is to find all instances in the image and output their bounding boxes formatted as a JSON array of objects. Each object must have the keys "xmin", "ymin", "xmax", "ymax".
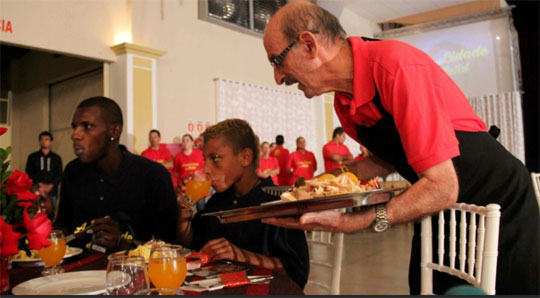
[
  {"xmin": 305, "ymin": 230, "xmax": 344, "ymax": 295},
  {"xmin": 420, "ymin": 203, "xmax": 501, "ymax": 295},
  {"xmin": 531, "ymin": 172, "xmax": 540, "ymax": 207}
]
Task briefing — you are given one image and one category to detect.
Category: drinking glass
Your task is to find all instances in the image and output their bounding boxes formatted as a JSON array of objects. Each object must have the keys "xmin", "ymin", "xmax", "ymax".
[
  {"xmin": 148, "ymin": 244, "xmax": 187, "ymax": 294},
  {"xmin": 38, "ymin": 230, "xmax": 66, "ymax": 275},
  {"xmin": 106, "ymin": 256, "xmax": 149, "ymax": 295},
  {"xmin": 182, "ymin": 170, "xmax": 211, "ymax": 208}
]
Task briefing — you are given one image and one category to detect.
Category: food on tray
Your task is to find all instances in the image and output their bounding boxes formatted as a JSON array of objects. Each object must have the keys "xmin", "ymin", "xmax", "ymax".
[
  {"xmin": 11, "ymin": 246, "xmax": 74, "ymax": 260},
  {"xmin": 128, "ymin": 239, "xmax": 166, "ymax": 261},
  {"xmin": 280, "ymin": 172, "xmax": 380, "ymax": 202}
]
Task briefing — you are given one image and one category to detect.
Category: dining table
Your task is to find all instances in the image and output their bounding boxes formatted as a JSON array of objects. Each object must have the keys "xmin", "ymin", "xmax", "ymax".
[{"xmin": 7, "ymin": 250, "xmax": 304, "ymax": 295}]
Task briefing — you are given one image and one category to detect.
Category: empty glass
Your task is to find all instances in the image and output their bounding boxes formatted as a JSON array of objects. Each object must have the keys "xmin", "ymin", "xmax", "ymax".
[{"xmin": 106, "ymin": 256, "xmax": 149, "ymax": 295}]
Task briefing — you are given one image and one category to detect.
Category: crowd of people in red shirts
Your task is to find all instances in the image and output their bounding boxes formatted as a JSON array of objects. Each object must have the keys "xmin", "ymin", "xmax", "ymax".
[{"xmin": 140, "ymin": 126, "xmax": 370, "ymax": 190}]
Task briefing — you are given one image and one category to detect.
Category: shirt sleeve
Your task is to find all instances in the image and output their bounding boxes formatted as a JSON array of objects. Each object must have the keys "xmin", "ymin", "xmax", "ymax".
[
  {"xmin": 25, "ymin": 154, "xmax": 37, "ymax": 184},
  {"xmin": 381, "ymin": 64, "xmax": 460, "ymax": 172},
  {"xmin": 263, "ymin": 225, "xmax": 309, "ymax": 289},
  {"xmin": 55, "ymin": 164, "xmax": 73, "ymax": 230},
  {"xmin": 149, "ymin": 166, "xmax": 179, "ymax": 242}
]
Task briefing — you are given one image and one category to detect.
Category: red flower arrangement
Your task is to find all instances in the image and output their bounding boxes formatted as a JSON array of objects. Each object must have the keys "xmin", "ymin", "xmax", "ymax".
[{"xmin": 0, "ymin": 128, "xmax": 53, "ymax": 258}]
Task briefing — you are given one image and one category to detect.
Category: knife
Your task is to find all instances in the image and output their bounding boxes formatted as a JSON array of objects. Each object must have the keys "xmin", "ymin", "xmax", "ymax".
[{"xmin": 65, "ymin": 223, "xmax": 96, "ymax": 244}]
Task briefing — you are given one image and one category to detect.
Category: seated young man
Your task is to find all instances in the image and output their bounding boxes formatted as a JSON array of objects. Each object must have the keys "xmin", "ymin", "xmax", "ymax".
[{"xmin": 177, "ymin": 119, "xmax": 309, "ymax": 289}]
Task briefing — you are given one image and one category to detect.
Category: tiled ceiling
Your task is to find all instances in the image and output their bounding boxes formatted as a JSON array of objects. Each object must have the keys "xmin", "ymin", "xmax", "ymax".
[{"xmin": 317, "ymin": 0, "xmax": 484, "ymax": 23}]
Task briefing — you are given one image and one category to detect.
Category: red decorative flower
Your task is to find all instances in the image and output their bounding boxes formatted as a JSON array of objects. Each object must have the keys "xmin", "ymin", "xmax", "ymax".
[
  {"xmin": 23, "ymin": 209, "xmax": 52, "ymax": 250},
  {"xmin": 0, "ymin": 217, "xmax": 22, "ymax": 258},
  {"xmin": 0, "ymin": 127, "xmax": 6, "ymax": 136},
  {"xmin": 6, "ymin": 171, "xmax": 38, "ymax": 208}
]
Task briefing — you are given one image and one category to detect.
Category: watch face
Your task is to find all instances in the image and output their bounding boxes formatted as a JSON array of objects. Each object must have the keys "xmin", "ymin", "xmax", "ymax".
[{"xmin": 374, "ymin": 221, "xmax": 390, "ymax": 232}]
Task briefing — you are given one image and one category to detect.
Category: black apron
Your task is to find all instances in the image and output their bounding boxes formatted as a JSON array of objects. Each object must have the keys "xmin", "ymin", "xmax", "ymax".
[{"xmin": 354, "ymin": 83, "xmax": 539, "ymax": 294}]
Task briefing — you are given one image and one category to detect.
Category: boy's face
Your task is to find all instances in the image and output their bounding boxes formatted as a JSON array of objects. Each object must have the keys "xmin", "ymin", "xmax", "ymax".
[{"xmin": 203, "ymin": 137, "xmax": 245, "ymax": 193}]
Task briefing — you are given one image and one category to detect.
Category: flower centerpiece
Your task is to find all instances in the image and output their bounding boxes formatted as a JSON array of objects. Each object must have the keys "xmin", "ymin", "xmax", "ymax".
[{"xmin": 0, "ymin": 127, "xmax": 53, "ymax": 293}]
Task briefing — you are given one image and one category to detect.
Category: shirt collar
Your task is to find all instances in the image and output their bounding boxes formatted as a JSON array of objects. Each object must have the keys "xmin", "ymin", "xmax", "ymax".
[{"xmin": 335, "ymin": 37, "xmax": 376, "ymax": 115}]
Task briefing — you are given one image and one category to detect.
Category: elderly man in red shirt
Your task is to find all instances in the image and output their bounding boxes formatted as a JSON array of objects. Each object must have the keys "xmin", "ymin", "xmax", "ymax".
[
  {"xmin": 261, "ymin": 1, "xmax": 538, "ymax": 295},
  {"xmin": 322, "ymin": 127, "xmax": 353, "ymax": 172}
]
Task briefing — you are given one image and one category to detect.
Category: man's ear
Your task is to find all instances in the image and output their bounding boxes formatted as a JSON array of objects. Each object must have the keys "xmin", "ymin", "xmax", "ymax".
[
  {"xmin": 109, "ymin": 124, "xmax": 122, "ymax": 141},
  {"xmin": 299, "ymin": 31, "xmax": 318, "ymax": 58},
  {"xmin": 239, "ymin": 148, "xmax": 253, "ymax": 167}
]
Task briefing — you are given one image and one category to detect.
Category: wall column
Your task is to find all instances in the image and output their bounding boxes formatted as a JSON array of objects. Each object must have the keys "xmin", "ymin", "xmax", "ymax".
[{"xmin": 109, "ymin": 43, "xmax": 165, "ymax": 154}]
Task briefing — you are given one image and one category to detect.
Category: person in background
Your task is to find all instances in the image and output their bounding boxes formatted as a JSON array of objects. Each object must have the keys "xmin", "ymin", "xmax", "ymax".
[
  {"xmin": 322, "ymin": 127, "xmax": 353, "ymax": 172},
  {"xmin": 25, "ymin": 131, "xmax": 63, "ymax": 212},
  {"xmin": 270, "ymin": 135, "xmax": 290, "ymax": 186},
  {"xmin": 176, "ymin": 119, "xmax": 309, "ymax": 289},
  {"xmin": 261, "ymin": 1, "xmax": 538, "ymax": 294},
  {"xmin": 256, "ymin": 141, "xmax": 280, "ymax": 185},
  {"xmin": 173, "ymin": 134, "xmax": 205, "ymax": 183},
  {"xmin": 55, "ymin": 96, "xmax": 178, "ymax": 252},
  {"xmin": 194, "ymin": 133, "xmax": 204, "ymax": 149},
  {"xmin": 141, "ymin": 129, "xmax": 175, "ymax": 186},
  {"xmin": 173, "ymin": 134, "xmax": 207, "ymax": 210},
  {"xmin": 270, "ymin": 142, "xmax": 276, "ymax": 151},
  {"xmin": 354, "ymin": 143, "xmax": 370, "ymax": 161},
  {"xmin": 287, "ymin": 136, "xmax": 317, "ymax": 185}
]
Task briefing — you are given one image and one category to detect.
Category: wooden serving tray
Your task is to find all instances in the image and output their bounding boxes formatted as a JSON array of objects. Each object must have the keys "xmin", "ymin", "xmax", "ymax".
[{"xmin": 202, "ymin": 187, "xmax": 407, "ymax": 224}]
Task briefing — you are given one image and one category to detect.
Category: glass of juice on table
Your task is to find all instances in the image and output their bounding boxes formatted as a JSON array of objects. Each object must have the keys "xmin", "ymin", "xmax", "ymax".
[
  {"xmin": 39, "ymin": 230, "xmax": 66, "ymax": 275},
  {"xmin": 148, "ymin": 244, "xmax": 187, "ymax": 294}
]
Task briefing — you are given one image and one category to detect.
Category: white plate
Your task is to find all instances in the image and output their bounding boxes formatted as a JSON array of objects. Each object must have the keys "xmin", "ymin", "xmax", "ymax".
[
  {"xmin": 11, "ymin": 247, "xmax": 83, "ymax": 267},
  {"xmin": 12, "ymin": 270, "xmax": 107, "ymax": 295}
]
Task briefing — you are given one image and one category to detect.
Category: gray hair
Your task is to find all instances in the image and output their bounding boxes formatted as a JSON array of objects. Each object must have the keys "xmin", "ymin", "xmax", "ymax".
[{"xmin": 280, "ymin": 3, "xmax": 346, "ymax": 44}]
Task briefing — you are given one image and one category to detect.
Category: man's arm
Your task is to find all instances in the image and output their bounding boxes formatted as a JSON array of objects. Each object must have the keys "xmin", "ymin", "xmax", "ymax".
[{"xmin": 263, "ymin": 159, "xmax": 459, "ymax": 233}]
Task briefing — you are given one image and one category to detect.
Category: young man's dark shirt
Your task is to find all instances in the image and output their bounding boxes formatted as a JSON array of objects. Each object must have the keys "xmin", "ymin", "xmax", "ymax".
[
  {"xmin": 56, "ymin": 151, "xmax": 178, "ymax": 247},
  {"xmin": 25, "ymin": 150, "xmax": 63, "ymax": 197}
]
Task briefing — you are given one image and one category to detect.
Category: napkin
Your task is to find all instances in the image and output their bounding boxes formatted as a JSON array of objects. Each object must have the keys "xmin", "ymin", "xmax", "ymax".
[{"xmin": 219, "ymin": 271, "xmax": 250, "ymax": 288}]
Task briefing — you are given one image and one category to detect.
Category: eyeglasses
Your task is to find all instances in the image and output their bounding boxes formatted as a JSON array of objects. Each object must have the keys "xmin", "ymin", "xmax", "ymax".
[{"xmin": 269, "ymin": 30, "xmax": 319, "ymax": 68}]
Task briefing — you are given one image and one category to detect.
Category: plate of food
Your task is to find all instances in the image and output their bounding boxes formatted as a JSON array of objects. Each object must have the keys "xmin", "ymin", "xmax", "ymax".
[
  {"xmin": 10, "ymin": 246, "xmax": 83, "ymax": 267},
  {"xmin": 204, "ymin": 172, "xmax": 408, "ymax": 223}
]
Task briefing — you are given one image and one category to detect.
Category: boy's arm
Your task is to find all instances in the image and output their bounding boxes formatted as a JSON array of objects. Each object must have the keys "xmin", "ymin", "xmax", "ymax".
[{"xmin": 200, "ymin": 237, "xmax": 285, "ymax": 272}]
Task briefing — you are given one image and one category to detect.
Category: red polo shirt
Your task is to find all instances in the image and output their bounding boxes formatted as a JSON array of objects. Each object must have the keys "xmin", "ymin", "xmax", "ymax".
[
  {"xmin": 334, "ymin": 37, "xmax": 486, "ymax": 173},
  {"xmin": 287, "ymin": 150, "xmax": 317, "ymax": 185},
  {"xmin": 256, "ymin": 156, "xmax": 280, "ymax": 185},
  {"xmin": 141, "ymin": 144, "xmax": 172, "ymax": 163},
  {"xmin": 173, "ymin": 148, "xmax": 205, "ymax": 179},
  {"xmin": 270, "ymin": 145, "xmax": 290, "ymax": 186},
  {"xmin": 322, "ymin": 141, "xmax": 351, "ymax": 172}
]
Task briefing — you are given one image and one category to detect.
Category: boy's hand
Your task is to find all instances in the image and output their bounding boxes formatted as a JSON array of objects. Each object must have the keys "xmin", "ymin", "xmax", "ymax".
[{"xmin": 200, "ymin": 238, "xmax": 246, "ymax": 263}]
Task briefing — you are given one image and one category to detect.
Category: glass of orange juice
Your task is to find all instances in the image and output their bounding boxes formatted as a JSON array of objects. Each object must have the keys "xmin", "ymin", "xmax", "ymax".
[
  {"xmin": 39, "ymin": 230, "xmax": 67, "ymax": 275},
  {"xmin": 182, "ymin": 171, "xmax": 211, "ymax": 208},
  {"xmin": 148, "ymin": 244, "xmax": 187, "ymax": 294}
]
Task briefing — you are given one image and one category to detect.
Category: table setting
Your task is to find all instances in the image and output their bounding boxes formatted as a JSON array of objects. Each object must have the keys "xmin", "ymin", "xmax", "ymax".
[{"xmin": 7, "ymin": 241, "xmax": 303, "ymax": 295}]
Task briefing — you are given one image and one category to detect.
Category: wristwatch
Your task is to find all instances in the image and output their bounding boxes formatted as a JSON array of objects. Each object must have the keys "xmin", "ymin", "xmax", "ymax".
[{"xmin": 372, "ymin": 204, "xmax": 390, "ymax": 232}]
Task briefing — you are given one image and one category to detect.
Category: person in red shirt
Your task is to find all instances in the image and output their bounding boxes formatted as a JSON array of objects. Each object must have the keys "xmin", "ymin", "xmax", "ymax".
[
  {"xmin": 262, "ymin": 2, "xmax": 538, "ymax": 295},
  {"xmin": 270, "ymin": 135, "xmax": 290, "ymax": 185},
  {"xmin": 322, "ymin": 127, "xmax": 353, "ymax": 172},
  {"xmin": 173, "ymin": 134, "xmax": 205, "ymax": 188},
  {"xmin": 256, "ymin": 141, "xmax": 280, "ymax": 185},
  {"xmin": 141, "ymin": 129, "xmax": 175, "ymax": 185},
  {"xmin": 287, "ymin": 137, "xmax": 317, "ymax": 185}
]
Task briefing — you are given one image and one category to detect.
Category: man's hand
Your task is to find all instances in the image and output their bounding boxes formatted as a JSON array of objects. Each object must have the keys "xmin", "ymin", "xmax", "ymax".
[
  {"xmin": 262, "ymin": 210, "xmax": 367, "ymax": 233},
  {"xmin": 200, "ymin": 238, "xmax": 246, "ymax": 263},
  {"xmin": 175, "ymin": 176, "xmax": 189, "ymax": 198},
  {"xmin": 90, "ymin": 217, "xmax": 123, "ymax": 250}
]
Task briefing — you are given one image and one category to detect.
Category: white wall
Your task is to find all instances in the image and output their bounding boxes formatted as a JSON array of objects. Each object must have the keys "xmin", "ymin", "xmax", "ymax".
[{"xmin": 0, "ymin": 0, "xmax": 128, "ymax": 62}]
